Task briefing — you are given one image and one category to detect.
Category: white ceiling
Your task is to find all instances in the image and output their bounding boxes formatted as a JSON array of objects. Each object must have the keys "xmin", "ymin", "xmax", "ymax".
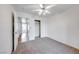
[{"xmin": 12, "ymin": 4, "xmax": 77, "ymax": 17}]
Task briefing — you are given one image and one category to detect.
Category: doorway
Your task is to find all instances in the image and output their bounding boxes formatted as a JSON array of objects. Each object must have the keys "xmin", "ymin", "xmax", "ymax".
[
  {"xmin": 18, "ymin": 17, "xmax": 29, "ymax": 42},
  {"xmin": 35, "ymin": 20, "xmax": 41, "ymax": 39}
]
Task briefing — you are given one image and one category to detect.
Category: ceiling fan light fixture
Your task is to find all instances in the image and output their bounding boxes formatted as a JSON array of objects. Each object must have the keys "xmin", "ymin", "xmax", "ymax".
[
  {"xmin": 38, "ymin": 9, "xmax": 50, "ymax": 15},
  {"xmin": 33, "ymin": 4, "xmax": 55, "ymax": 16},
  {"xmin": 38, "ymin": 9, "xmax": 43, "ymax": 15},
  {"xmin": 43, "ymin": 12, "xmax": 46, "ymax": 15}
]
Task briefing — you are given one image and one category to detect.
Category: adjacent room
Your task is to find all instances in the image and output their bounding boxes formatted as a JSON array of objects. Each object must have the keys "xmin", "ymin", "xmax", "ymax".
[{"xmin": 0, "ymin": 4, "xmax": 79, "ymax": 54}]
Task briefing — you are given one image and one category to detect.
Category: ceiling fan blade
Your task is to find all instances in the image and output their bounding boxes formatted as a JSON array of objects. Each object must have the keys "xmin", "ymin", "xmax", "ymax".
[
  {"xmin": 45, "ymin": 5, "xmax": 56, "ymax": 9},
  {"xmin": 32, "ymin": 9, "xmax": 41, "ymax": 11},
  {"xmin": 40, "ymin": 4, "xmax": 43, "ymax": 8}
]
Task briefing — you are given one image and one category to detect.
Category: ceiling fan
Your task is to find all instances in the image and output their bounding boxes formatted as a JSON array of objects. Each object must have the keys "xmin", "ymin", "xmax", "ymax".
[{"xmin": 32, "ymin": 4, "xmax": 56, "ymax": 15}]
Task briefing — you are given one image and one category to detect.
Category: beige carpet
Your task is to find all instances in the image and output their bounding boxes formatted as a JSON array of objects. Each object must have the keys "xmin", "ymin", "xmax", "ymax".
[{"xmin": 13, "ymin": 37, "xmax": 79, "ymax": 54}]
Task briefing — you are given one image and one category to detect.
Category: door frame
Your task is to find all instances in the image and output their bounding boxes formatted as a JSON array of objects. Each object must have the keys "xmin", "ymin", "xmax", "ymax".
[
  {"xmin": 35, "ymin": 20, "xmax": 41, "ymax": 38},
  {"xmin": 12, "ymin": 13, "xmax": 15, "ymax": 53}
]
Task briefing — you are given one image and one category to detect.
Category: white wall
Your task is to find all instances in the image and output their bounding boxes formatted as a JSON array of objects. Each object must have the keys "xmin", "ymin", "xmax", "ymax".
[
  {"xmin": 41, "ymin": 17, "xmax": 47, "ymax": 37},
  {"xmin": 0, "ymin": 5, "xmax": 14, "ymax": 53},
  {"xmin": 46, "ymin": 5, "xmax": 79, "ymax": 49}
]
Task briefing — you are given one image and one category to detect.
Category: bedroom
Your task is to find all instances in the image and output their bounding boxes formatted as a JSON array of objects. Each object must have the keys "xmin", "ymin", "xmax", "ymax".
[{"xmin": 0, "ymin": 4, "xmax": 79, "ymax": 54}]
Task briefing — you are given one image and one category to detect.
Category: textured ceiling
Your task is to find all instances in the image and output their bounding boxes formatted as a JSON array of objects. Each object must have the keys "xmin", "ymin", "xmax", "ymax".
[{"xmin": 12, "ymin": 4, "xmax": 77, "ymax": 17}]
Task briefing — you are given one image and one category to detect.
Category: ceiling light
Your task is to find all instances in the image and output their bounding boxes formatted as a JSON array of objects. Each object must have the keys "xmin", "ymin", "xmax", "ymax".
[
  {"xmin": 32, "ymin": 4, "xmax": 56, "ymax": 16},
  {"xmin": 38, "ymin": 9, "xmax": 43, "ymax": 15}
]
